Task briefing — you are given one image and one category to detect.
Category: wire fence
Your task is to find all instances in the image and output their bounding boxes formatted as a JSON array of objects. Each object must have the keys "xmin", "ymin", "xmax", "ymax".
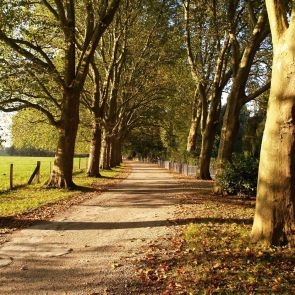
[
  {"xmin": 0, "ymin": 157, "xmax": 88, "ymax": 192},
  {"xmin": 157, "ymin": 159, "xmax": 216, "ymax": 179}
]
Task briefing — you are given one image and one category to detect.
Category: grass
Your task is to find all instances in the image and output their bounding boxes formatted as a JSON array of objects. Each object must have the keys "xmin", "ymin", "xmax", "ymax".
[
  {"xmin": 136, "ymin": 176, "xmax": 295, "ymax": 295},
  {"xmin": 178, "ymin": 222, "xmax": 295, "ymax": 294},
  {"xmin": 0, "ymin": 161, "xmax": 123, "ymax": 216},
  {"xmin": 0, "ymin": 156, "xmax": 89, "ymax": 191}
]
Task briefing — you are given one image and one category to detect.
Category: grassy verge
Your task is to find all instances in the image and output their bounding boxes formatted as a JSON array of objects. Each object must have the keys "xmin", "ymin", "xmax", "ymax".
[
  {"xmin": 179, "ymin": 223, "xmax": 294, "ymax": 294},
  {"xmin": 0, "ymin": 166, "xmax": 124, "ymax": 217},
  {"xmin": 0, "ymin": 156, "xmax": 88, "ymax": 191},
  {"xmin": 136, "ymin": 176, "xmax": 295, "ymax": 294}
]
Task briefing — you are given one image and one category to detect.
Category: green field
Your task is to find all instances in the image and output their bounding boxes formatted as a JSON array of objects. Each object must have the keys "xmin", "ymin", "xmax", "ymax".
[
  {"xmin": 0, "ymin": 156, "xmax": 88, "ymax": 191},
  {"xmin": 0, "ymin": 156, "xmax": 124, "ymax": 216}
]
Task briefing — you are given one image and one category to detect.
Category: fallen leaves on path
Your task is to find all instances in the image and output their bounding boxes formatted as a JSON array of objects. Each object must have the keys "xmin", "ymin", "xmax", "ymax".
[{"xmin": 135, "ymin": 174, "xmax": 295, "ymax": 294}]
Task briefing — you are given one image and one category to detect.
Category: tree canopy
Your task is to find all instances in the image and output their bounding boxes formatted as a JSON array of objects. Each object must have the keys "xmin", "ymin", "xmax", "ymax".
[{"xmin": 0, "ymin": 0, "xmax": 295, "ymax": 246}]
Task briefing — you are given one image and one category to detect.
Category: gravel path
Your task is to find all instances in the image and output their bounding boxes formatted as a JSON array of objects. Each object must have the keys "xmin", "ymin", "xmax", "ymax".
[{"xmin": 0, "ymin": 162, "xmax": 178, "ymax": 294}]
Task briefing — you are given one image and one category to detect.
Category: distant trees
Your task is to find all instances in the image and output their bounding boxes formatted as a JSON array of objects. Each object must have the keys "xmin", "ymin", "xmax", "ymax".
[
  {"xmin": 0, "ymin": 127, "xmax": 5, "ymax": 148},
  {"xmin": 11, "ymin": 109, "xmax": 89, "ymax": 154}
]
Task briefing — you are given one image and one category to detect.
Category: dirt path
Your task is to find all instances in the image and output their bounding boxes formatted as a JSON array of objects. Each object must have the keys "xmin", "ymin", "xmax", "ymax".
[{"xmin": 0, "ymin": 162, "xmax": 180, "ymax": 294}]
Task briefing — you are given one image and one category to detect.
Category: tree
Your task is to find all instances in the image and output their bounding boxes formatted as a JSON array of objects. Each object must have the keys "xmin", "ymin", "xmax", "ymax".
[
  {"xmin": 215, "ymin": 1, "xmax": 270, "ymax": 184},
  {"xmin": 183, "ymin": 0, "xmax": 232, "ymax": 179},
  {"xmin": 0, "ymin": 127, "xmax": 5, "ymax": 148},
  {"xmin": 97, "ymin": 0, "xmax": 174, "ymax": 169},
  {"xmin": 82, "ymin": 5, "xmax": 130, "ymax": 176},
  {"xmin": 251, "ymin": 0, "xmax": 295, "ymax": 246},
  {"xmin": 0, "ymin": 0, "xmax": 120, "ymax": 188},
  {"xmin": 11, "ymin": 109, "xmax": 90, "ymax": 154}
]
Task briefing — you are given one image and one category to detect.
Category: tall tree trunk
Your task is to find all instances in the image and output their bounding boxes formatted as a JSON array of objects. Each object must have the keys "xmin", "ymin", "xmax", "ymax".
[
  {"xmin": 45, "ymin": 90, "xmax": 79, "ymax": 189},
  {"xmin": 251, "ymin": 48, "xmax": 295, "ymax": 246},
  {"xmin": 198, "ymin": 35, "xmax": 229, "ymax": 179},
  {"xmin": 199, "ymin": 104, "xmax": 221, "ymax": 179},
  {"xmin": 186, "ymin": 91, "xmax": 202, "ymax": 153},
  {"xmin": 110, "ymin": 137, "xmax": 117, "ymax": 168},
  {"xmin": 87, "ymin": 120, "xmax": 102, "ymax": 177},
  {"xmin": 117, "ymin": 140, "xmax": 123, "ymax": 165},
  {"xmin": 186, "ymin": 117, "xmax": 201, "ymax": 153},
  {"xmin": 105, "ymin": 138, "xmax": 111, "ymax": 169},
  {"xmin": 251, "ymin": 1, "xmax": 295, "ymax": 246},
  {"xmin": 100, "ymin": 128, "xmax": 107, "ymax": 169},
  {"xmin": 110, "ymin": 136, "xmax": 123, "ymax": 167},
  {"xmin": 216, "ymin": 90, "xmax": 241, "ymax": 169}
]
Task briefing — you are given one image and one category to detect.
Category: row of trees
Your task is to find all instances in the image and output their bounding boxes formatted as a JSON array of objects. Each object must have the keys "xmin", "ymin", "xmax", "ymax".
[
  {"xmin": 183, "ymin": 0, "xmax": 271, "ymax": 181},
  {"xmin": 0, "ymin": 1, "xmax": 294, "ymax": 246},
  {"xmin": 126, "ymin": 0, "xmax": 295, "ymax": 247},
  {"xmin": 0, "ymin": 0, "xmax": 174, "ymax": 186},
  {"xmin": 183, "ymin": 0, "xmax": 295, "ymax": 247}
]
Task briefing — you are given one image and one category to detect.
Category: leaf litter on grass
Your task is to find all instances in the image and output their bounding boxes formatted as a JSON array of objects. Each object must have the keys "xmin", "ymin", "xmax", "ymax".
[{"xmin": 135, "ymin": 175, "xmax": 295, "ymax": 295}]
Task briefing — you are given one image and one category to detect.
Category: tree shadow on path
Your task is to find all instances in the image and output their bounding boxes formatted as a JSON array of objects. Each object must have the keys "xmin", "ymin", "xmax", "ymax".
[{"xmin": 0, "ymin": 216, "xmax": 252, "ymax": 230}]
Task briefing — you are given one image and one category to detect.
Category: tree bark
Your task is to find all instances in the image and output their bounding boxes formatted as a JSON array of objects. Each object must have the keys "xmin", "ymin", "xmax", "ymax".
[
  {"xmin": 186, "ymin": 91, "xmax": 202, "ymax": 153},
  {"xmin": 198, "ymin": 35, "xmax": 230, "ymax": 179},
  {"xmin": 199, "ymin": 102, "xmax": 221, "ymax": 179},
  {"xmin": 87, "ymin": 120, "xmax": 102, "ymax": 177},
  {"xmin": 110, "ymin": 137, "xmax": 121, "ymax": 167},
  {"xmin": 100, "ymin": 128, "xmax": 106, "ymax": 169},
  {"xmin": 105, "ymin": 138, "xmax": 111, "ymax": 169},
  {"xmin": 251, "ymin": 47, "xmax": 295, "ymax": 246},
  {"xmin": 100, "ymin": 128, "xmax": 112, "ymax": 170},
  {"xmin": 45, "ymin": 89, "xmax": 79, "ymax": 189},
  {"xmin": 216, "ymin": 89, "xmax": 241, "ymax": 170},
  {"xmin": 251, "ymin": 0, "xmax": 295, "ymax": 246}
]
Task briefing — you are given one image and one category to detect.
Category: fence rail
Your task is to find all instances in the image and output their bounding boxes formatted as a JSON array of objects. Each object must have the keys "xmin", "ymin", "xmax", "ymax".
[{"xmin": 157, "ymin": 159, "xmax": 216, "ymax": 179}]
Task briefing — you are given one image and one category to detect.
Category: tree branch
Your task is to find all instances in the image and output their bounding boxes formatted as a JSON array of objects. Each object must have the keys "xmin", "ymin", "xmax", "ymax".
[
  {"xmin": 0, "ymin": 99, "xmax": 60, "ymax": 127},
  {"xmin": 42, "ymin": 0, "xmax": 59, "ymax": 20},
  {"xmin": 0, "ymin": 31, "xmax": 64, "ymax": 86},
  {"xmin": 265, "ymin": 0, "xmax": 288, "ymax": 43},
  {"xmin": 242, "ymin": 81, "xmax": 271, "ymax": 104}
]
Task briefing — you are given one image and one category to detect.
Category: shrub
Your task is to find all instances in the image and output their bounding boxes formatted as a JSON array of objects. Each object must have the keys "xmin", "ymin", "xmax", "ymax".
[{"xmin": 216, "ymin": 155, "xmax": 259, "ymax": 196}]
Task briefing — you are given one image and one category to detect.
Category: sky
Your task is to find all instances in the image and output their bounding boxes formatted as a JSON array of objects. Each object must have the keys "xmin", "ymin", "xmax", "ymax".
[{"xmin": 0, "ymin": 112, "xmax": 13, "ymax": 147}]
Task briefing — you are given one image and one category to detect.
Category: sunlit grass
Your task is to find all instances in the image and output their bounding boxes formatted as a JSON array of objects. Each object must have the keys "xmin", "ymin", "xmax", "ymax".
[
  {"xmin": 179, "ymin": 222, "xmax": 295, "ymax": 293},
  {"xmin": 0, "ymin": 156, "xmax": 89, "ymax": 191},
  {"xmin": 0, "ymin": 165, "xmax": 123, "ymax": 216}
]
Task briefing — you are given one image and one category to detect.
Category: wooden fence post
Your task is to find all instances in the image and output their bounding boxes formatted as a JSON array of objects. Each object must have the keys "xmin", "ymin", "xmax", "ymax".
[
  {"xmin": 10, "ymin": 164, "xmax": 13, "ymax": 190},
  {"xmin": 28, "ymin": 161, "xmax": 41, "ymax": 184},
  {"xmin": 36, "ymin": 161, "xmax": 40, "ymax": 183}
]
